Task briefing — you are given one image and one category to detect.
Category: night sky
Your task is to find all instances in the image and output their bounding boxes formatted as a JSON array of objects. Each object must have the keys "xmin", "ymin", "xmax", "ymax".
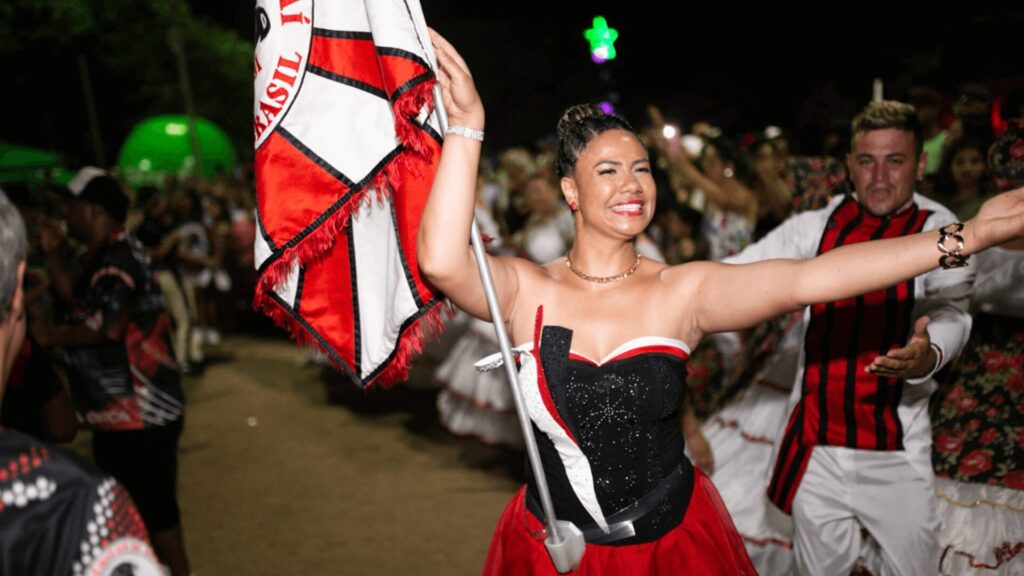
[
  {"xmin": 9, "ymin": 3, "xmax": 1020, "ymax": 163},
  {"xmin": 194, "ymin": 3, "xmax": 1024, "ymax": 153}
]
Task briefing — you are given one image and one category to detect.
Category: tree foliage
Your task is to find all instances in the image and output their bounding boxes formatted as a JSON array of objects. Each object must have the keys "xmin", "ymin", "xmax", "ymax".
[{"xmin": 3, "ymin": 0, "xmax": 252, "ymax": 168}]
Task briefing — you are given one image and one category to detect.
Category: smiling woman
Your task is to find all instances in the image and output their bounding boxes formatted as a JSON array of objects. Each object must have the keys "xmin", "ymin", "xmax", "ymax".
[
  {"xmin": 417, "ymin": 27, "xmax": 1024, "ymax": 576},
  {"xmin": 557, "ymin": 111, "xmax": 655, "ymax": 244}
]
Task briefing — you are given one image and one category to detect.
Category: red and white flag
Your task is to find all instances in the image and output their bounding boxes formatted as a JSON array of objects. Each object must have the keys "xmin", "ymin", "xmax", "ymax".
[{"xmin": 252, "ymin": 0, "xmax": 444, "ymax": 387}]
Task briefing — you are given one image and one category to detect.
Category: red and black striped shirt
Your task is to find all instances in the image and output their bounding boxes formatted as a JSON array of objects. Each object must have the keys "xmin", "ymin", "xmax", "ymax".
[{"xmin": 768, "ymin": 197, "xmax": 933, "ymax": 514}]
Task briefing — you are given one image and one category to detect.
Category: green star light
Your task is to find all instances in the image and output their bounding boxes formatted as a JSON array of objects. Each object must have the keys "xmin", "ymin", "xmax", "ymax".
[{"xmin": 583, "ymin": 16, "xmax": 618, "ymax": 61}]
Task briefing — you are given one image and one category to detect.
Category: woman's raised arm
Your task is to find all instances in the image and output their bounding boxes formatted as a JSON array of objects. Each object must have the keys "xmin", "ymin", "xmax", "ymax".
[
  {"xmin": 689, "ymin": 188, "xmax": 1024, "ymax": 334},
  {"xmin": 417, "ymin": 30, "xmax": 520, "ymax": 322}
]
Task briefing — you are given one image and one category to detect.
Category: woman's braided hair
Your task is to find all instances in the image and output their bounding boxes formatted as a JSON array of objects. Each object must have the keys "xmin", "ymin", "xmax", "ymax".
[{"xmin": 555, "ymin": 104, "xmax": 635, "ymax": 178}]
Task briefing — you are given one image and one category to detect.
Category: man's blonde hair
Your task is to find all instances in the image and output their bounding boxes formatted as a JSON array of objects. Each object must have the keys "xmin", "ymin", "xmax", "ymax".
[{"xmin": 851, "ymin": 100, "xmax": 924, "ymax": 155}]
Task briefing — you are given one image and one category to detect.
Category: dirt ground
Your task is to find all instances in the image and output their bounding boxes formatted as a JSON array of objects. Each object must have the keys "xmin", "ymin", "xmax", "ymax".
[{"xmin": 68, "ymin": 335, "xmax": 524, "ymax": 575}]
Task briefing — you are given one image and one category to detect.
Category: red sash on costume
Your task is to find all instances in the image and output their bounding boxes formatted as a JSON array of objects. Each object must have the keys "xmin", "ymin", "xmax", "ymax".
[{"xmin": 767, "ymin": 197, "xmax": 933, "ymax": 514}]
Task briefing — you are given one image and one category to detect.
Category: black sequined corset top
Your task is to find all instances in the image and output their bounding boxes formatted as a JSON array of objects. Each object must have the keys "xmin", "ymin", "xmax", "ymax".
[{"xmin": 526, "ymin": 325, "xmax": 691, "ymax": 545}]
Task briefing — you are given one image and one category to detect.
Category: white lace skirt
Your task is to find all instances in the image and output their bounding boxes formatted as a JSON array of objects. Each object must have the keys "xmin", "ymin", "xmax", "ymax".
[
  {"xmin": 434, "ymin": 316, "xmax": 523, "ymax": 449},
  {"xmin": 936, "ymin": 478, "xmax": 1024, "ymax": 575},
  {"xmin": 702, "ymin": 380, "xmax": 795, "ymax": 575}
]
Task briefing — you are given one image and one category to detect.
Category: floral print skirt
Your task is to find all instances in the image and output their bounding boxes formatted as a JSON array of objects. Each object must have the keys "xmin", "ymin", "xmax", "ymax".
[{"xmin": 931, "ymin": 313, "xmax": 1024, "ymax": 490}]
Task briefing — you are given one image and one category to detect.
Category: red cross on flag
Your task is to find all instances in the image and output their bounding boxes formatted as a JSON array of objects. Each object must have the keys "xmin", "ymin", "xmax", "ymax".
[{"xmin": 252, "ymin": 0, "xmax": 444, "ymax": 387}]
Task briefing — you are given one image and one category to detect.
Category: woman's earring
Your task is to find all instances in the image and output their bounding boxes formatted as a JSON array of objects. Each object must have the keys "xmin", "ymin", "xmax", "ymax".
[
  {"xmin": 569, "ymin": 200, "xmax": 578, "ymax": 212},
  {"xmin": 723, "ymin": 167, "xmax": 734, "ymax": 179}
]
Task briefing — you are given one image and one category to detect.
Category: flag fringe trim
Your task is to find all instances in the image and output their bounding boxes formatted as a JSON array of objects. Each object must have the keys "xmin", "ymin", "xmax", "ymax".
[
  {"xmin": 392, "ymin": 78, "xmax": 437, "ymax": 159},
  {"xmin": 254, "ymin": 70, "xmax": 441, "ymax": 387},
  {"xmin": 255, "ymin": 79, "xmax": 437, "ymax": 296},
  {"xmin": 255, "ymin": 163, "xmax": 389, "ymax": 293},
  {"xmin": 368, "ymin": 298, "xmax": 449, "ymax": 386},
  {"xmin": 252, "ymin": 289, "xmax": 358, "ymax": 382},
  {"xmin": 253, "ymin": 287, "xmax": 452, "ymax": 388}
]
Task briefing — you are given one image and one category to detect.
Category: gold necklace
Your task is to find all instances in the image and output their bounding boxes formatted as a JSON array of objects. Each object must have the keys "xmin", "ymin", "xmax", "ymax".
[{"xmin": 564, "ymin": 250, "xmax": 642, "ymax": 283}]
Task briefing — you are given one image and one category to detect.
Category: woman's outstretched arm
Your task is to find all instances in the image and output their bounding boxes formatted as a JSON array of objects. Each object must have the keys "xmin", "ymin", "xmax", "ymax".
[
  {"xmin": 689, "ymin": 188, "xmax": 1024, "ymax": 334},
  {"xmin": 417, "ymin": 30, "xmax": 520, "ymax": 322}
]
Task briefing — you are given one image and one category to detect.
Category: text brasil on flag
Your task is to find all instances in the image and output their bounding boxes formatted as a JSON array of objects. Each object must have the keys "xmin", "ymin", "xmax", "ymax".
[{"xmin": 253, "ymin": 0, "xmax": 444, "ymax": 387}]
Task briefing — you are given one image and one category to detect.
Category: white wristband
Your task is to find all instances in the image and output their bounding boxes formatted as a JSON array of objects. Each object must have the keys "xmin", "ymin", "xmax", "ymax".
[{"xmin": 446, "ymin": 125, "xmax": 484, "ymax": 142}]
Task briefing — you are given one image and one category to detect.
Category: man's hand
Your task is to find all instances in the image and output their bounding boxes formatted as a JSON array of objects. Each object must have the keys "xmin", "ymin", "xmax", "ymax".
[{"xmin": 866, "ymin": 316, "xmax": 936, "ymax": 379}]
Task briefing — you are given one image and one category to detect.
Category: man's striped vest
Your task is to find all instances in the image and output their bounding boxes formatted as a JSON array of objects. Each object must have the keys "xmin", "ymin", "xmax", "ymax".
[{"xmin": 767, "ymin": 197, "xmax": 933, "ymax": 514}]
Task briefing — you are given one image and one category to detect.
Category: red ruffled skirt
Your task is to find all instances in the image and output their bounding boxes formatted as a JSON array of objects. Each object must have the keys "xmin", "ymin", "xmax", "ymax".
[{"xmin": 482, "ymin": 469, "xmax": 757, "ymax": 575}]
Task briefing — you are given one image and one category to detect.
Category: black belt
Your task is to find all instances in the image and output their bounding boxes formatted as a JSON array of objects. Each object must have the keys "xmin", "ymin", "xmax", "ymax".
[{"xmin": 526, "ymin": 459, "xmax": 694, "ymax": 545}]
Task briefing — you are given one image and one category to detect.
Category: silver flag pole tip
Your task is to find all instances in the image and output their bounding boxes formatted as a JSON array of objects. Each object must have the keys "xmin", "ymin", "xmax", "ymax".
[{"xmin": 545, "ymin": 521, "xmax": 585, "ymax": 573}]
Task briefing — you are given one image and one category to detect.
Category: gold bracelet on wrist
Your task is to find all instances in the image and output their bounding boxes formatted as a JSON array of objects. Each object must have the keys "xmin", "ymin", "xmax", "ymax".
[{"xmin": 937, "ymin": 222, "xmax": 969, "ymax": 269}]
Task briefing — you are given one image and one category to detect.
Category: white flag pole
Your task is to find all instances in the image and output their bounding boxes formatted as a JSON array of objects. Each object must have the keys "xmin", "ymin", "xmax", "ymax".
[{"xmin": 431, "ymin": 86, "xmax": 585, "ymax": 573}]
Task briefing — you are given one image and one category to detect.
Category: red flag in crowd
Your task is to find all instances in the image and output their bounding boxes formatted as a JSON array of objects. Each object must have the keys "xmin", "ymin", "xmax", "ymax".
[{"xmin": 252, "ymin": 0, "xmax": 444, "ymax": 387}]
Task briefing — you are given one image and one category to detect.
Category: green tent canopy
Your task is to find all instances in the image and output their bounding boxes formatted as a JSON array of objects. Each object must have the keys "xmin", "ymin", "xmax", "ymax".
[
  {"xmin": 117, "ymin": 115, "xmax": 237, "ymax": 187},
  {"xmin": 0, "ymin": 141, "xmax": 65, "ymax": 184}
]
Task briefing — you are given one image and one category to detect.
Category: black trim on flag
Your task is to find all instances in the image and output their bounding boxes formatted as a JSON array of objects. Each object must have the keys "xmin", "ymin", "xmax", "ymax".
[
  {"xmin": 307, "ymin": 64, "xmax": 389, "ymax": 100},
  {"xmin": 312, "ymin": 28, "xmax": 372, "ymax": 40},
  {"xmin": 401, "ymin": 0, "xmax": 431, "ymax": 67},
  {"xmin": 376, "ymin": 46, "xmax": 432, "ymax": 75},
  {"xmin": 256, "ymin": 145, "xmax": 404, "ymax": 277},
  {"xmin": 348, "ymin": 224, "xmax": 362, "ymax": 379},
  {"xmin": 266, "ymin": 291, "xmax": 356, "ymax": 383},
  {"xmin": 388, "ymin": 193, "xmax": 426, "ymax": 309},
  {"xmin": 278, "ymin": 127, "xmax": 358, "ymax": 188},
  {"xmin": 293, "ymin": 265, "xmax": 306, "ymax": 314},
  {"xmin": 354, "ymin": 146, "xmax": 404, "ymax": 192},
  {"xmin": 255, "ymin": 206, "xmax": 278, "ymax": 252},
  {"xmin": 421, "ymin": 122, "xmax": 443, "ymax": 146},
  {"xmin": 390, "ymin": 71, "xmax": 434, "ymax": 104},
  {"xmin": 362, "ymin": 296, "xmax": 444, "ymax": 384}
]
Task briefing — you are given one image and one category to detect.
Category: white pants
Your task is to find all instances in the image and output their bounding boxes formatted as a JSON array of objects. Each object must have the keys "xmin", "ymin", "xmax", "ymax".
[
  {"xmin": 154, "ymin": 270, "xmax": 191, "ymax": 367},
  {"xmin": 792, "ymin": 446, "xmax": 940, "ymax": 576}
]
